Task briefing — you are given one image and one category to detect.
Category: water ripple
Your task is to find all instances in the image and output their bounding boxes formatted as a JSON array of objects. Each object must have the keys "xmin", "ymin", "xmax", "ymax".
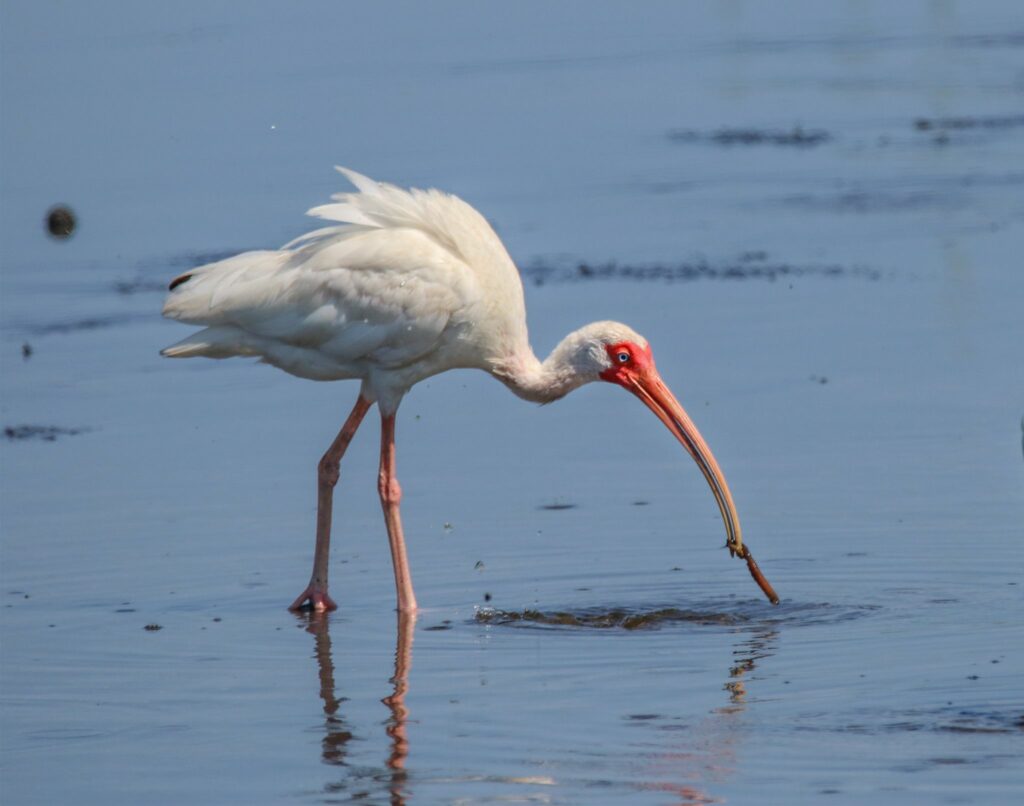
[{"xmin": 475, "ymin": 599, "xmax": 879, "ymax": 631}]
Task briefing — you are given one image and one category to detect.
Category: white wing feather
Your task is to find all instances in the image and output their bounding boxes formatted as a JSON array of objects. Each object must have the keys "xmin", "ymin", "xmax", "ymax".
[{"xmin": 162, "ymin": 168, "xmax": 529, "ymax": 386}]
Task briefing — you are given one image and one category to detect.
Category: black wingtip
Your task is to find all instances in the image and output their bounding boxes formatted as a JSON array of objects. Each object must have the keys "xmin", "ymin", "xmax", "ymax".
[{"xmin": 168, "ymin": 273, "xmax": 192, "ymax": 291}]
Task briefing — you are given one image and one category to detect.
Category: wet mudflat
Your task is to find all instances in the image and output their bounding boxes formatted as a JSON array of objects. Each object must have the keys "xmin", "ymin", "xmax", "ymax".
[{"xmin": 2, "ymin": 2, "xmax": 1023, "ymax": 804}]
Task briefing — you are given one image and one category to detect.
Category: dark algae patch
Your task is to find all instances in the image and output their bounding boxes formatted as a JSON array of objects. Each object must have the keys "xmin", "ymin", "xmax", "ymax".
[
  {"xmin": 913, "ymin": 114, "xmax": 1024, "ymax": 131},
  {"xmin": 805, "ymin": 706, "xmax": 1024, "ymax": 737},
  {"xmin": 4, "ymin": 425, "xmax": 89, "ymax": 442},
  {"xmin": 669, "ymin": 125, "xmax": 831, "ymax": 147},
  {"xmin": 520, "ymin": 254, "xmax": 880, "ymax": 286},
  {"xmin": 115, "ymin": 248, "xmax": 243, "ymax": 296},
  {"xmin": 477, "ymin": 601, "xmax": 879, "ymax": 631},
  {"xmin": 29, "ymin": 314, "xmax": 142, "ymax": 335},
  {"xmin": 476, "ymin": 606, "xmax": 745, "ymax": 630}
]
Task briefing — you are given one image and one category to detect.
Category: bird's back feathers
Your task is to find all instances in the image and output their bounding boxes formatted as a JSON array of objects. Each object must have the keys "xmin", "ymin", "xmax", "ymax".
[{"xmin": 162, "ymin": 168, "xmax": 532, "ymax": 388}]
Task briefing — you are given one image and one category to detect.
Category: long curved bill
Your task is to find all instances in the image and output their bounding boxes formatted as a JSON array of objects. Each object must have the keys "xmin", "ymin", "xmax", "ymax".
[{"xmin": 627, "ymin": 371, "xmax": 779, "ymax": 604}]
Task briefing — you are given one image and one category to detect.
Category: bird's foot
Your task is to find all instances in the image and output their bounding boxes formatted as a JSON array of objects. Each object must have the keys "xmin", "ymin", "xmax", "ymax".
[{"xmin": 288, "ymin": 586, "xmax": 338, "ymax": 612}]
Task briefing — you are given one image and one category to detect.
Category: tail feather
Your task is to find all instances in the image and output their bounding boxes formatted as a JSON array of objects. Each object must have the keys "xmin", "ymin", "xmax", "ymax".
[
  {"xmin": 160, "ymin": 326, "xmax": 256, "ymax": 359},
  {"xmin": 161, "ymin": 250, "xmax": 288, "ymax": 325}
]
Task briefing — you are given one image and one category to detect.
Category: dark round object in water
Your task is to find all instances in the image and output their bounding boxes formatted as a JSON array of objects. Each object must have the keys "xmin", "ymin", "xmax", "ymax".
[{"xmin": 45, "ymin": 205, "xmax": 76, "ymax": 240}]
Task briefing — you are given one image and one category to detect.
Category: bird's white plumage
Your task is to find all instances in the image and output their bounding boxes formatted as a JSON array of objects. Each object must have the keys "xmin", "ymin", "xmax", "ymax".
[
  {"xmin": 162, "ymin": 168, "xmax": 534, "ymax": 408},
  {"xmin": 162, "ymin": 167, "xmax": 647, "ymax": 409}
]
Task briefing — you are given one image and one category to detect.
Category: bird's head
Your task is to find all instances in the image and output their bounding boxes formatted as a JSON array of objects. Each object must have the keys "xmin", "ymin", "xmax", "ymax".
[{"xmin": 576, "ymin": 321, "xmax": 746, "ymax": 560}]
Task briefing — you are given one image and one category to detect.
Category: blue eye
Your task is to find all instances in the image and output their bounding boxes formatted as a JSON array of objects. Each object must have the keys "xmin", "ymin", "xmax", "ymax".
[{"xmin": 616, "ymin": 351, "xmax": 630, "ymax": 363}]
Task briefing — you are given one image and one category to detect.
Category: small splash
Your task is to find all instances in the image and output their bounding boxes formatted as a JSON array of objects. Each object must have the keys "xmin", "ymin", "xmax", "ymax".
[
  {"xmin": 476, "ymin": 606, "xmax": 746, "ymax": 630},
  {"xmin": 476, "ymin": 600, "xmax": 879, "ymax": 631}
]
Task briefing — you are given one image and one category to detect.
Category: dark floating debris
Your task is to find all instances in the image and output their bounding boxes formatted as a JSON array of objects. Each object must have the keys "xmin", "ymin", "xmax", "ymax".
[
  {"xmin": 669, "ymin": 125, "xmax": 831, "ymax": 147},
  {"xmin": 45, "ymin": 205, "xmax": 76, "ymax": 240},
  {"xmin": 871, "ymin": 707, "xmax": 1024, "ymax": 735},
  {"xmin": 539, "ymin": 502, "xmax": 577, "ymax": 511},
  {"xmin": 476, "ymin": 606, "xmax": 744, "ymax": 630},
  {"xmin": 29, "ymin": 314, "xmax": 141, "ymax": 335},
  {"xmin": 4, "ymin": 425, "xmax": 89, "ymax": 442},
  {"xmin": 949, "ymin": 32, "xmax": 1024, "ymax": 49},
  {"xmin": 143, "ymin": 624, "xmax": 163, "ymax": 631},
  {"xmin": 113, "ymin": 278, "xmax": 168, "ymax": 295},
  {"xmin": 480, "ymin": 600, "xmax": 878, "ymax": 631},
  {"xmin": 115, "ymin": 248, "xmax": 247, "ymax": 296},
  {"xmin": 779, "ymin": 189, "xmax": 964, "ymax": 214},
  {"xmin": 913, "ymin": 114, "xmax": 1024, "ymax": 131},
  {"xmin": 21, "ymin": 343, "xmax": 32, "ymax": 360},
  {"xmin": 520, "ymin": 254, "xmax": 880, "ymax": 286}
]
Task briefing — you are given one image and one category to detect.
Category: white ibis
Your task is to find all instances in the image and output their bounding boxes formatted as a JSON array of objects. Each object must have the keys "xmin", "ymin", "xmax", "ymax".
[{"xmin": 162, "ymin": 167, "xmax": 777, "ymax": 612}]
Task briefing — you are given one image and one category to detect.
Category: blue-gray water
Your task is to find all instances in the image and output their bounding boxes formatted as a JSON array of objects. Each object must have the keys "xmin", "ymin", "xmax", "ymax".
[{"xmin": 2, "ymin": 2, "xmax": 1022, "ymax": 803}]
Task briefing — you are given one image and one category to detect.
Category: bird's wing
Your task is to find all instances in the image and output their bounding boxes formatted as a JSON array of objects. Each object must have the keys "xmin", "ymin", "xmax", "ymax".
[
  {"xmin": 299, "ymin": 167, "xmax": 520, "ymax": 281},
  {"xmin": 163, "ymin": 167, "xmax": 529, "ymax": 370},
  {"xmin": 162, "ymin": 227, "xmax": 479, "ymax": 370},
  {"xmin": 297, "ymin": 168, "xmax": 530, "ymax": 351}
]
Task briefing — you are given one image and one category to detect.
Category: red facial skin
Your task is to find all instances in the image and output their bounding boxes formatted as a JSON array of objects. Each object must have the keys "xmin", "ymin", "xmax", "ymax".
[{"xmin": 599, "ymin": 341, "xmax": 655, "ymax": 386}]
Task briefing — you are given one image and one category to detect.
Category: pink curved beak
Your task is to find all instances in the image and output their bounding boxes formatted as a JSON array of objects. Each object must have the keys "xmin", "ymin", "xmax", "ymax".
[
  {"xmin": 626, "ymin": 370, "xmax": 745, "ymax": 559},
  {"xmin": 625, "ymin": 367, "xmax": 780, "ymax": 605}
]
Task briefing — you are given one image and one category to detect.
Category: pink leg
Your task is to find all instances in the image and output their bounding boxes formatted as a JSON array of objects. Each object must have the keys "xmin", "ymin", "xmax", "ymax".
[
  {"xmin": 378, "ymin": 411, "xmax": 418, "ymax": 613},
  {"xmin": 290, "ymin": 395, "xmax": 373, "ymax": 611}
]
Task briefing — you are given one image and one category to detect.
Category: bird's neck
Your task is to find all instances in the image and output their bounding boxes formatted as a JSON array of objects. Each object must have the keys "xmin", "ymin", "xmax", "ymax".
[{"xmin": 492, "ymin": 333, "xmax": 596, "ymax": 404}]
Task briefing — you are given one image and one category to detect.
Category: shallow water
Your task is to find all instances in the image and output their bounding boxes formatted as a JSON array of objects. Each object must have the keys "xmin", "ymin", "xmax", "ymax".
[{"xmin": 2, "ymin": 2, "xmax": 1023, "ymax": 803}]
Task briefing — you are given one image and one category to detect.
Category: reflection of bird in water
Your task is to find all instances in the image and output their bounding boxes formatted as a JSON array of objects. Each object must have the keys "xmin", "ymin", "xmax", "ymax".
[
  {"xmin": 303, "ymin": 611, "xmax": 415, "ymax": 804},
  {"xmin": 382, "ymin": 613, "xmax": 415, "ymax": 779},
  {"xmin": 643, "ymin": 627, "xmax": 778, "ymax": 805},
  {"xmin": 162, "ymin": 167, "xmax": 764, "ymax": 613},
  {"xmin": 303, "ymin": 612, "xmax": 354, "ymax": 766}
]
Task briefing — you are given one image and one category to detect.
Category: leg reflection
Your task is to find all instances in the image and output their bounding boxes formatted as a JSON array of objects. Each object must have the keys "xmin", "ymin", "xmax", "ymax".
[
  {"xmin": 299, "ymin": 609, "xmax": 416, "ymax": 804},
  {"xmin": 646, "ymin": 627, "xmax": 780, "ymax": 805},
  {"xmin": 304, "ymin": 611, "xmax": 354, "ymax": 766},
  {"xmin": 383, "ymin": 611, "xmax": 416, "ymax": 802}
]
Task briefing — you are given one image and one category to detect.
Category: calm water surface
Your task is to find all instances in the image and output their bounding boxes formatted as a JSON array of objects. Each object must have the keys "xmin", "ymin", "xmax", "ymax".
[{"xmin": 2, "ymin": 2, "xmax": 1022, "ymax": 803}]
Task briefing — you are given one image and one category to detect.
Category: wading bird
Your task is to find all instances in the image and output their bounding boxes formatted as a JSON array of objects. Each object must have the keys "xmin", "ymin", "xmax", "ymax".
[{"xmin": 162, "ymin": 168, "xmax": 777, "ymax": 612}]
